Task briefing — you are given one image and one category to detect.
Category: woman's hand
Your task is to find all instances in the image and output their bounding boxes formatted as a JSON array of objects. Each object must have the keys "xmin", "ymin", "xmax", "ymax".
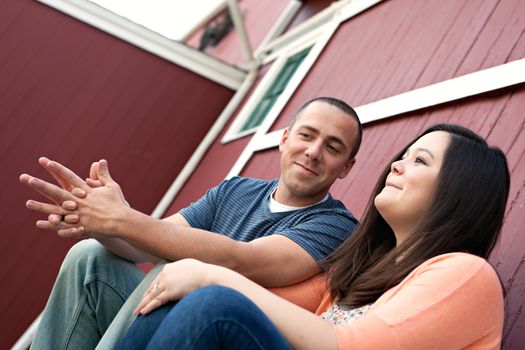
[{"xmin": 134, "ymin": 259, "xmax": 219, "ymax": 315}]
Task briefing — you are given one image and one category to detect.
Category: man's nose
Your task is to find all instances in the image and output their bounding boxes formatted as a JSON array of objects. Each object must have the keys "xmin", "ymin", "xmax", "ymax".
[{"xmin": 305, "ymin": 141, "xmax": 323, "ymax": 161}]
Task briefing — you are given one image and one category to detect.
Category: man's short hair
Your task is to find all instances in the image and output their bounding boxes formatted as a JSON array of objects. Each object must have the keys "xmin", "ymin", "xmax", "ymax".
[{"xmin": 291, "ymin": 97, "xmax": 362, "ymax": 159}]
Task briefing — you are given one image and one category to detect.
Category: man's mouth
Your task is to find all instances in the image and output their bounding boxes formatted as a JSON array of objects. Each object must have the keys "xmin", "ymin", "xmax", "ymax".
[{"xmin": 295, "ymin": 162, "xmax": 319, "ymax": 176}]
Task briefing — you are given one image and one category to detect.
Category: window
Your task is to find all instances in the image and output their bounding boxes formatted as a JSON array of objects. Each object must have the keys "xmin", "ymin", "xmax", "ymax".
[{"xmin": 239, "ymin": 46, "xmax": 311, "ymax": 132}]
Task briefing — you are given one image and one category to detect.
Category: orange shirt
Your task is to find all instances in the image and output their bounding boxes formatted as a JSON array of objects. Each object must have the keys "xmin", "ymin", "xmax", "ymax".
[{"xmin": 315, "ymin": 253, "xmax": 503, "ymax": 349}]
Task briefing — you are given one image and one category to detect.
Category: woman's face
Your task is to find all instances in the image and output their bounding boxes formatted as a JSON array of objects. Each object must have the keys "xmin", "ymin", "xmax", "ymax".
[{"xmin": 374, "ymin": 131, "xmax": 450, "ymax": 243}]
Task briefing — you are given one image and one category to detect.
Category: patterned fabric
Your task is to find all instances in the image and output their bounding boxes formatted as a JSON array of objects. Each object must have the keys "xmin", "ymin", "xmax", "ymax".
[
  {"xmin": 179, "ymin": 176, "xmax": 358, "ymax": 263},
  {"xmin": 321, "ymin": 303, "xmax": 372, "ymax": 325}
]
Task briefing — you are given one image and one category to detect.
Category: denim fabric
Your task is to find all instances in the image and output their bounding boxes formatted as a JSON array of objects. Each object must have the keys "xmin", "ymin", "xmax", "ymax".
[
  {"xmin": 30, "ymin": 239, "xmax": 145, "ymax": 350},
  {"xmin": 95, "ymin": 261, "xmax": 165, "ymax": 350},
  {"xmin": 118, "ymin": 286, "xmax": 292, "ymax": 350}
]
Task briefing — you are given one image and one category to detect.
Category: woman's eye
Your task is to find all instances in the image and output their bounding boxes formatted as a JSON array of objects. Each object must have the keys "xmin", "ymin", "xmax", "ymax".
[{"xmin": 415, "ymin": 156, "xmax": 427, "ymax": 165}]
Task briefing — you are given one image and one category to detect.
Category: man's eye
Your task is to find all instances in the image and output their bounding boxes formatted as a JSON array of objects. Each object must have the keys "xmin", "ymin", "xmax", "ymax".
[{"xmin": 327, "ymin": 145, "xmax": 339, "ymax": 153}]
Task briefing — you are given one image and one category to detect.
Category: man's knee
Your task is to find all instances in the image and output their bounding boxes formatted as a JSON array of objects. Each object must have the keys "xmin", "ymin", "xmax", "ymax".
[
  {"xmin": 62, "ymin": 239, "xmax": 109, "ymax": 267},
  {"xmin": 59, "ymin": 239, "xmax": 130, "ymax": 281}
]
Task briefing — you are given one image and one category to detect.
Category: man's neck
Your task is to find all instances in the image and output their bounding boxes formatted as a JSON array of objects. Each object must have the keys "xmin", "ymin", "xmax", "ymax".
[{"xmin": 272, "ymin": 185, "xmax": 329, "ymax": 208}]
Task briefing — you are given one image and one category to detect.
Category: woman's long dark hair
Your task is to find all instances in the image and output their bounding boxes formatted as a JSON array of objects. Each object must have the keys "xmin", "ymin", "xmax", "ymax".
[{"xmin": 327, "ymin": 124, "xmax": 510, "ymax": 307}]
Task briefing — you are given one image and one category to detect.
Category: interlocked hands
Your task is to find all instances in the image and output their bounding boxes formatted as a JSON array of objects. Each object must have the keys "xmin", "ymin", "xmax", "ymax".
[{"xmin": 20, "ymin": 157, "xmax": 129, "ymax": 238}]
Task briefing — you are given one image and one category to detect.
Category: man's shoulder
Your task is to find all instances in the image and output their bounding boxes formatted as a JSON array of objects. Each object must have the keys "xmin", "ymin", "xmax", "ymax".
[
  {"xmin": 220, "ymin": 176, "xmax": 277, "ymax": 192},
  {"xmin": 317, "ymin": 195, "xmax": 356, "ymax": 218},
  {"xmin": 293, "ymin": 197, "xmax": 358, "ymax": 227}
]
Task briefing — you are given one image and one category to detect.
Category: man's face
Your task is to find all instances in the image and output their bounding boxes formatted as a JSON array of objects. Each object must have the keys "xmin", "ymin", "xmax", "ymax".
[{"xmin": 277, "ymin": 101, "xmax": 358, "ymax": 206}]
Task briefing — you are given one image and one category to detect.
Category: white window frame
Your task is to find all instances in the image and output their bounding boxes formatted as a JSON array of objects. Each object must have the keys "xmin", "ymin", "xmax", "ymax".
[{"xmin": 221, "ymin": 18, "xmax": 339, "ymax": 143}]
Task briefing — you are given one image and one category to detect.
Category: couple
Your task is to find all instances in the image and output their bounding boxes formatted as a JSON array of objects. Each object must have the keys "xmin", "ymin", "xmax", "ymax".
[{"xmin": 22, "ymin": 97, "xmax": 508, "ymax": 349}]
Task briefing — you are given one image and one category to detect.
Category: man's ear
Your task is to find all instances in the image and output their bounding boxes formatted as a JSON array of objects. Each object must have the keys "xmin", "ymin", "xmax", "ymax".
[
  {"xmin": 279, "ymin": 128, "xmax": 290, "ymax": 152},
  {"xmin": 338, "ymin": 158, "xmax": 356, "ymax": 179}
]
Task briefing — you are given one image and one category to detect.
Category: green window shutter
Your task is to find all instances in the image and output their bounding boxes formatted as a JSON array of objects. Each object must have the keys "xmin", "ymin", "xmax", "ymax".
[{"xmin": 240, "ymin": 46, "xmax": 312, "ymax": 132}]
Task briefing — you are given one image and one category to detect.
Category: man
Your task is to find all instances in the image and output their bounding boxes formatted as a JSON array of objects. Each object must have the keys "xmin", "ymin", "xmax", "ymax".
[{"xmin": 21, "ymin": 97, "xmax": 362, "ymax": 350}]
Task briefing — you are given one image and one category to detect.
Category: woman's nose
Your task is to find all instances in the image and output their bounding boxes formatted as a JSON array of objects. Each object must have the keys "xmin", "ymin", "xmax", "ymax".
[{"xmin": 391, "ymin": 159, "xmax": 403, "ymax": 174}]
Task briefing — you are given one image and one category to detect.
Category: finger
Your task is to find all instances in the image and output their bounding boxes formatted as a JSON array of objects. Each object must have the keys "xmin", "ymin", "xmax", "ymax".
[
  {"xmin": 64, "ymin": 214, "xmax": 80, "ymax": 224},
  {"xmin": 48, "ymin": 214, "xmax": 62, "ymax": 225},
  {"xmin": 44, "ymin": 159, "xmax": 89, "ymax": 191},
  {"xmin": 134, "ymin": 278, "xmax": 161, "ymax": 315},
  {"xmin": 36, "ymin": 220, "xmax": 75, "ymax": 231},
  {"xmin": 96, "ymin": 160, "xmax": 114, "ymax": 186},
  {"xmin": 61, "ymin": 200, "xmax": 78, "ymax": 211},
  {"xmin": 90, "ymin": 162, "xmax": 99, "ymax": 181},
  {"xmin": 39, "ymin": 157, "xmax": 73, "ymax": 190},
  {"xmin": 57, "ymin": 226, "xmax": 85, "ymax": 238},
  {"xmin": 24, "ymin": 175, "xmax": 72, "ymax": 205},
  {"xmin": 134, "ymin": 294, "xmax": 153, "ymax": 315},
  {"xmin": 139, "ymin": 293, "xmax": 168, "ymax": 315},
  {"xmin": 86, "ymin": 178, "xmax": 103, "ymax": 188},
  {"xmin": 39, "ymin": 157, "xmax": 82, "ymax": 191},
  {"xmin": 19, "ymin": 173, "xmax": 32, "ymax": 185},
  {"xmin": 71, "ymin": 187, "xmax": 87, "ymax": 198},
  {"xmin": 26, "ymin": 199, "xmax": 71, "ymax": 216}
]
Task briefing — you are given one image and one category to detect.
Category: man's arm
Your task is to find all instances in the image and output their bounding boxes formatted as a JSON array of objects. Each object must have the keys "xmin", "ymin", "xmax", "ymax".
[
  {"xmin": 115, "ymin": 209, "xmax": 321, "ymax": 286},
  {"xmin": 22, "ymin": 159, "xmax": 320, "ymax": 287},
  {"xmin": 86, "ymin": 213, "xmax": 192, "ymax": 264}
]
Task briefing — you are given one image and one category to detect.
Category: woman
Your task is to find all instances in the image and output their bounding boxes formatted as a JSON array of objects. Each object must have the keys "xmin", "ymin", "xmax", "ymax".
[{"xmin": 118, "ymin": 124, "xmax": 509, "ymax": 349}]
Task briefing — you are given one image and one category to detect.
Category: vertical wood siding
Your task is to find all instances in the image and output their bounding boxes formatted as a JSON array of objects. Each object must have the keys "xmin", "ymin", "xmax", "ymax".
[{"xmin": 0, "ymin": 1, "xmax": 233, "ymax": 347}]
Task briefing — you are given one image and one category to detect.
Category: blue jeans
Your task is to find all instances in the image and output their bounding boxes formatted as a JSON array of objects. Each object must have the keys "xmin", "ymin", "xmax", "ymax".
[
  {"xmin": 118, "ymin": 286, "xmax": 292, "ymax": 350},
  {"xmin": 30, "ymin": 239, "xmax": 163, "ymax": 350}
]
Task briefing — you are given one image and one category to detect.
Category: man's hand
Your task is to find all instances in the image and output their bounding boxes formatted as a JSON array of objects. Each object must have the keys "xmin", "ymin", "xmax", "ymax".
[{"xmin": 20, "ymin": 158, "xmax": 130, "ymax": 238}]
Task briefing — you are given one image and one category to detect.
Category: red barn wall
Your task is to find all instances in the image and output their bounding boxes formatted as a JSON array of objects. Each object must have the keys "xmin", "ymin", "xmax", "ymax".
[
  {"xmin": 1, "ymin": 1, "xmax": 233, "ymax": 347},
  {"xmin": 165, "ymin": 64, "xmax": 273, "ymax": 215}
]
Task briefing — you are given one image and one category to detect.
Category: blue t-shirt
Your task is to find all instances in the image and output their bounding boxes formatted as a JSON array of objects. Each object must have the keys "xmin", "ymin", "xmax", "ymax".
[{"xmin": 179, "ymin": 177, "xmax": 357, "ymax": 265}]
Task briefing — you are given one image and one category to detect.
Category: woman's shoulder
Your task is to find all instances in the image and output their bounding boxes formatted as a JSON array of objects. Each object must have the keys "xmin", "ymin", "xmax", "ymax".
[
  {"xmin": 403, "ymin": 252, "xmax": 503, "ymax": 298},
  {"xmin": 416, "ymin": 252, "xmax": 498, "ymax": 278}
]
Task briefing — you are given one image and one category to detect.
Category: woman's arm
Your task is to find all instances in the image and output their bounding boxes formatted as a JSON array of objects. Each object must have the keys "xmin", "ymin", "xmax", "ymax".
[{"xmin": 135, "ymin": 259, "xmax": 339, "ymax": 350}]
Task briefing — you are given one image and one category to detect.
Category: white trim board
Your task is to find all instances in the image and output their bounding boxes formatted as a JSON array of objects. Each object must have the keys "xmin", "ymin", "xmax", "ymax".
[
  {"xmin": 244, "ymin": 58, "xmax": 525, "ymax": 159},
  {"xmin": 258, "ymin": 0, "xmax": 383, "ymax": 63},
  {"xmin": 37, "ymin": 0, "xmax": 246, "ymax": 90}
]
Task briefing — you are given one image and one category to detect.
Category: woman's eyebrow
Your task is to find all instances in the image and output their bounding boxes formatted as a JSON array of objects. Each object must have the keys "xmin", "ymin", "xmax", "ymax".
[{"xmin": 414, "ymin": 147, "xmax": 435, "ymax": 159}]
